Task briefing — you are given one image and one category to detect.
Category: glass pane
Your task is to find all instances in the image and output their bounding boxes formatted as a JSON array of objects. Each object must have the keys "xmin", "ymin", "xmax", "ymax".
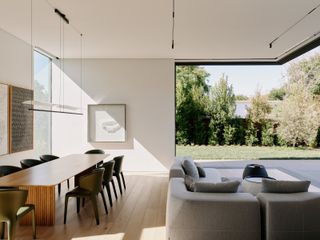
[{"xmin": 34, "ymin": 50, "xmax": 51, "ymax": 155}]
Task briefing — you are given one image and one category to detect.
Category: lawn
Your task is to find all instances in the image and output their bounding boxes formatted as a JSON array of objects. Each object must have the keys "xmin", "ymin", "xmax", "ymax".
[{"xmin": 176, "ymin": 145, "xmax": 320, "ymax": 160}]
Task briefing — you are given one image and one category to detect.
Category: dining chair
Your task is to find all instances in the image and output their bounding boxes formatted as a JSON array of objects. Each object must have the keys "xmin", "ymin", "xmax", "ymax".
[
  {"xmin": 113, "ymin": 156, "xmax": 126, "ymax": 195},
  {"xmin": 0, "ymin": 189, "xmax": 36, "ymax": 239},
  {"xmin": 64, "ymin": 168, "xmax": 107, "ymax": 225},
  {"xmin": 100, "ymin": 160, "xmax": 117, "ymax": 206},
  {"xmin": 40, "ymin": 154, "xmax": 70, "ymax": 194},
  {"xmin": 85, "ymin": 149, "xmax": 105, "ymax": 167},
  {"xmin": 85, "ymin": 149, "xmax": 105, "ymax": 154},
  {"xmin": 0, "ymin": 166, "xmax": 22, "ymax": 177},
  {"xmin": 20, "ymin": 159, "xmax": 43, "ymax": 169}
]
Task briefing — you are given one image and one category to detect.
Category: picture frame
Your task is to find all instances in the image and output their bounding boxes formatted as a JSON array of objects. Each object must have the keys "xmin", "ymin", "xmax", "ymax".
[
  {"xmin": 88, "ymin": 104, "xmax": 126, "ymax": 142},
  {"xmin": 0, "ymin": 83, "xmax": 9, "ymax": 155}
]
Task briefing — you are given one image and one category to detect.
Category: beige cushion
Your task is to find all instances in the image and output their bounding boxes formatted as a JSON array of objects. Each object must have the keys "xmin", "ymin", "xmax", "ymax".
[
  {"xmin": 193, "ymin": 180, "xmax": 240, "ymax": 193},
  {"xmin": 262, "ymin": 179, "xmax": 310, "ymax": 193}
]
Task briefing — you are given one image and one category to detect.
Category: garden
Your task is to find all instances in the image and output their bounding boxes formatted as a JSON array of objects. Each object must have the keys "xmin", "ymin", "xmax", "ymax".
[{"xmin": 176, "ymin": 53, "xmax": 320, "ymax": 160}]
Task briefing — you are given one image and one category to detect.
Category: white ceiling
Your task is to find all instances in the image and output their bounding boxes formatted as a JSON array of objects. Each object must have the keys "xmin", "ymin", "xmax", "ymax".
[{"xmin": 1, "ymin": 0, "xmax": 320, "ymax": 60}]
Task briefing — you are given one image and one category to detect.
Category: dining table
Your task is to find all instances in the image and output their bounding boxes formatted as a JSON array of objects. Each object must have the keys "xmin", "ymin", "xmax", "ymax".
[{"xmin": 0, "ymin": 154, "xmax": 109, "ymax": 226}]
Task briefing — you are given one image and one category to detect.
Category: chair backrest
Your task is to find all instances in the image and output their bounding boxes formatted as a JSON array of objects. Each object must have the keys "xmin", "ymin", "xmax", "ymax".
[
  {"xmin": 113, "ymin": 156, "xmax": 124, "ymax": 175},
  {"xmin": 20, "ymin": 159, "xmax": 43, "ymax": 169},
  {"xmin": 0, "ymin": 189, "xmax": 28, "ymax": 220},
  {"xmin": 100, "ymin": 160, "xmax": 115, "ymax": 183},
  {"xmin": 0, "ymin": 166, "xmax": 22, "ymax": 177},
  {"xmin": 79, "ymin": 168, "xmax": 105, "ymax": 194},
  {"xmin": 85, "ymin": 149, "xmax": 105, "ymax": 154},
  {"xmin": 40, "ymin": 154, "xmax": 59, "ymax": 162}
]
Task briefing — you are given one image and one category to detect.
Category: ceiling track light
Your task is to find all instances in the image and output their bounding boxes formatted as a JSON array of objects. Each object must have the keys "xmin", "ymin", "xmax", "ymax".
[
  {"xmin": 171, "ymin": 0, "xmax": 175, "ymax": 49},
  {"xmin": 269, "ymin": 3, "xmax": 320, "ymax": 48},
  {"xmin": 54, "ymin": 8, "xmax": 69, "ymax": 24}
]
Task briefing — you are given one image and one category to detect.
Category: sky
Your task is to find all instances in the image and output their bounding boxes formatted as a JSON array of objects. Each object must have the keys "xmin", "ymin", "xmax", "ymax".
[{"xmin": 203, "ymin": 46, "xmax": 320, "ymax": 97}]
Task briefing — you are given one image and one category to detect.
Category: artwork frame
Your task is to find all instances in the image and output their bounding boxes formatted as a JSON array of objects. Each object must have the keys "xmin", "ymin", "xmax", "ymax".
[
  {"xmin": 9, "ymin": 86, "xmax": 34, "ymax": 153},
  {"xmin": 88, "ymin": 104, "xmax": 126, "ymax": 142},
  {"xmin": 0, "ymin": 83, "xmax": 9, "ymax": 155}
]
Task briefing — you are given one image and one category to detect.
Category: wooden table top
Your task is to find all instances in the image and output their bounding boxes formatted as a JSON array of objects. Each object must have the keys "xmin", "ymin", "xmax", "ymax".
[{"xmin": 0, "ymin": 154, "xmax": 109, "ymax": 187}]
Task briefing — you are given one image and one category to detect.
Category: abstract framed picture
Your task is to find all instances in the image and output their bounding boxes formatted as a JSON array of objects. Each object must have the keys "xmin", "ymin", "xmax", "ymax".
[
  {"xmin": 9, "ymin": 86, "xmax": 34, "ymax": 153},
  {"xmin": 88, "ymin": 104, "xmax": 126, "ymax": 142},
  {"xmin": 0, "ymin": 83, "xmax": 9, "ymax": 155}
]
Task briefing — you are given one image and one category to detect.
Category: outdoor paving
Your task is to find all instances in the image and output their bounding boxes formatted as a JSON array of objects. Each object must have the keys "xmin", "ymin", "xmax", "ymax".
[{"xmin": 197, "ymin": 159, "xmax": 320, "ymax": 188}]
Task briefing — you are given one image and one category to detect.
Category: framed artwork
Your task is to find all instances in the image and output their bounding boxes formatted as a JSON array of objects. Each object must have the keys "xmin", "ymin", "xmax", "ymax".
[
  {"xmin": 88, "ymin": 104, "xmax": 126, "ymax": 142},
  {"xmin": 9, "ymin": 86, "xmax": 34, "ymax": 153},
  {"xmin": 0, "ymin": 83, "xmax": 9, "ymax": 155}
]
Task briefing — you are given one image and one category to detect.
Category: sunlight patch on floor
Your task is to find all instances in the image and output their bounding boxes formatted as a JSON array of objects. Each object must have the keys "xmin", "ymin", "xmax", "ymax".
[
  {"xmin": 72, "ymin": 233, "xmax": 125, "ymax": 240},
  {"xmin": 140, "ymin": 226, "xmax": 166, "ymax": 240}
]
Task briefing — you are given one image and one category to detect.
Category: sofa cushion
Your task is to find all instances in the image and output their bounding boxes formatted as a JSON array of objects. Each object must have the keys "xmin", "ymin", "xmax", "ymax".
[
  {"xmin": 184, "ymin": 175, "xmax": 195, "ymax": 191},
  {"xmin": 198, "ymin": 168, "xmax": 221, "ymax": 183},
  {"xmin": 195, "ymin": 164, "xmax": 206, "ymax": 177},
  {"xmin": 262, "ymin": 179, "xmax": 310, "ymax": 193},
  {"xmin": 182, "ymin": 159, "xmax": 199, "ymax": 179},
  {"xmin": 193, "ymin": 180, "xmax": 241, "ymax": 193}
]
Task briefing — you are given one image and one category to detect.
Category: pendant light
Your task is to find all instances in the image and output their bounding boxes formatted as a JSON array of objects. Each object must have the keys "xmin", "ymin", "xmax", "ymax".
[{"xmin": 23, "ymin": 0, "xmax": 83, "ymax": 115}]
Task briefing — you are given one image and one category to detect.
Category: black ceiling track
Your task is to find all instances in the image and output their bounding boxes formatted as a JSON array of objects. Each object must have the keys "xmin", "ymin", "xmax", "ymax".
[
  {"xmin": 175, "ymin": 35, "xmax": 320, "ymax": 66},
  {"xmin": 54, "ymin": 8, "xmax": 69, "ymax": 24}
]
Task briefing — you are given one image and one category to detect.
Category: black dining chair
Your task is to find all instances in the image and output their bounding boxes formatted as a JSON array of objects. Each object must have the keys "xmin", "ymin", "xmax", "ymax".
[
  {"xmin": 100, "ymin": 160, "xmax": 117, "ymax": 206},
  {"xmin": 40, "ymin": 154, "xmax": 70, "ymax": 194},
  {"xmin": 113, "ymin": 156, "xmax": 126, "ymax": 195},
  {"xmin": 20, "ymin": 159, "xmax": 43, "ymax": 169},
  {"xmin": 0, "ymin": 166, "xmax": 22, "ymax": 177},
  {"xmin": 64, "ymin": 168, "xmax": 107, "ymax": 225},
  {"xmin": 85, "ymin": 149, "xmax": 105, "ymax": 167},
  {"xmin": 85, "ymin": 149, "xmax": 105, "ymax": 154}
]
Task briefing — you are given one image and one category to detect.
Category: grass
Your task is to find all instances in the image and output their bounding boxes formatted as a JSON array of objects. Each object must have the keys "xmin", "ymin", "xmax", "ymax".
[{"xmin": 176, "ymin": 145, "xmax": 320, "ymax": 160}]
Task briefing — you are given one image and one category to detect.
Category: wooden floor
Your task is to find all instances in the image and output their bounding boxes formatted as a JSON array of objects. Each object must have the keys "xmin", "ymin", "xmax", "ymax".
[{"xmin": 15, "ymin": 172, "xmax": 168, "ymax": 240}]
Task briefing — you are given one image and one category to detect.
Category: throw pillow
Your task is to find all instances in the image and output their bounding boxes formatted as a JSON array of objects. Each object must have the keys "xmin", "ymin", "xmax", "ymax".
[
  {"xmin": 193, "ymin": 180, "xmax": 241, "ymax": 193},
  {"xmin": 184, "ymin": 175, "xmax": 195, "ymax": 191},
  {"xmin": 182, "ymin": 159, "xmax": 200, "ymax": 179},
  {"xmin": 262, "ymin": 179, "xmax": 311, "ymax": 193},
  {"xmin": 195, "ymin": 163, "xmax": 206, "ymax": 178}
]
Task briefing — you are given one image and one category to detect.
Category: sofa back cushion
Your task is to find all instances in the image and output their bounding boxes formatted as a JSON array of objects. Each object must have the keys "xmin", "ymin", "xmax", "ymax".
[
  {"xmin": 193, "ymin": 180, "xmax": 241, "ymax": 193},
  {"xmin": 262, "ymin": 179, "xmax": 311, "ymax": 193},
  {"xmin": 182, "ymin": 159, "xmax": 199, "ymax": 179}
]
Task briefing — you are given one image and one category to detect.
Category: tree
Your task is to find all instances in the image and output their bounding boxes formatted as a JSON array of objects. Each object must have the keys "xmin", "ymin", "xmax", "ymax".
[
  {"xmin": 176, "ymin": 66, "xmax": 210, "ymax": 145},
  {"xmin": 235, "ymin": 94, "xmax": 249, "ymax": 101},
  {"xmin": 272, "ymin": 53, "xmax": 320, "ymax": 147},
  {"xmin": 246, "ymin": 91, "xmax": 272, "ymax": 145},
  {"xmin": 209, "ymin": 74, "xmax": 236, "ymax": 145},
  {"xmin": 268, "ymin": 87, "xmax": 286, "ymax": 100}
]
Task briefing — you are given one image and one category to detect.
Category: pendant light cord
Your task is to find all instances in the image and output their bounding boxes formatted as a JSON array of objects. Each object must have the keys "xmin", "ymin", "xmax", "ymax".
[
  {"xmin": 171, "ymin": 0, "xmax": 175, "ymax": 49},
  {"xmin": 30, "ymin": 0, "xmax": 33, "ymax": 92}
]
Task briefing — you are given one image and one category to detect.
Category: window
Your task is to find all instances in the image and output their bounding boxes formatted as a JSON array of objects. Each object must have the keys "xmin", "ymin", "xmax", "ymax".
[{"xmin": 33, "ymin": 50, "xmax": 52, "ymax": 155}]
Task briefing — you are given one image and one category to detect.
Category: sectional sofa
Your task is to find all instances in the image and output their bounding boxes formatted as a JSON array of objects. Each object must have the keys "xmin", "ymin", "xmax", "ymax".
[{"xmin": 166, "ymin": 157, "xmax": 320, "ymax": 240}]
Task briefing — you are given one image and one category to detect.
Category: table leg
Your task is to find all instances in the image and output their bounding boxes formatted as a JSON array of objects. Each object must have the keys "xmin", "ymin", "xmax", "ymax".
[{"xmin": 19, "ymin": 186, "xmax": 55, "ymax": 226}]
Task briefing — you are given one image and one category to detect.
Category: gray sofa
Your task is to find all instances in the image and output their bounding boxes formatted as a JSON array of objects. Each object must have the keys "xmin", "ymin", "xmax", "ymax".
[{"xmin": 167, "ymin": 157, "xmax": 320, "ymax": 240}]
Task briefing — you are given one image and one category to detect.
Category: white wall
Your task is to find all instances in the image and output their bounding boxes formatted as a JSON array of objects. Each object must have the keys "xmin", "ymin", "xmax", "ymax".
[
  {"xmin": 52, "ymin": 59, "xmax": 175, "ymax": 171},
  {"xmin": 0, "ymin": 28, "xmax": 35, "ymax": 166}
]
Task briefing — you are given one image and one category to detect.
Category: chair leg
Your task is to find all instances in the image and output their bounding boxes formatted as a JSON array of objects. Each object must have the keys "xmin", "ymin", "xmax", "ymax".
[
  {"xmin": 121, "ymin": 172, "xmax": 126, "ymax": 190},
  {"xmin": 31, "ymin": 208, "xmax": 36, "ymax": 239},
  {"xmin": 106, "ymin": 183, "xmax": 113, "ymax": 207},
  {"xmin": 7, "ymin": 220, "xmax": 16, "ymax": 240},
  {"xmin": 100, "ymin": 190, "xmax": 108, "ymax": 214},
  {"xmin": 67, "ymin": 179, "xmax": 70, "ymax": 189},
  {"xmin": 90, "ymin": 196, "xmax": 100, "ymax": 225},
  {"xmin": 116, "ymin": 175, "xmax": 123, "ymax": 195},
  {"xmin": 58, "ymin": 183, "xmax": 61, "ymax": 195},
  {"xmin": 111, "ymin": 179, "xmax": 118, "ymax": 199},
  {"xmin": 64, "ymin": 196, "xmax": 69, "ymax": 224},
  {"xmin": 76, "ymin": 197, "xmax": 80, "ymax": 213},
  {"xmin": 0, "ymin": 222, "xmax": 5, "ymax": 239}
]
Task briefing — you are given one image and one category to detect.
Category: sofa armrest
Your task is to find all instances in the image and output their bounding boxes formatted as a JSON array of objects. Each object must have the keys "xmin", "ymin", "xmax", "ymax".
[
  {"xmin": 257, "ymin": 192, "xmax": 320, "ymax": 240},
  {"xmin": 166, "ymin": 178, "xmax": 261, "ymax": 240}
]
